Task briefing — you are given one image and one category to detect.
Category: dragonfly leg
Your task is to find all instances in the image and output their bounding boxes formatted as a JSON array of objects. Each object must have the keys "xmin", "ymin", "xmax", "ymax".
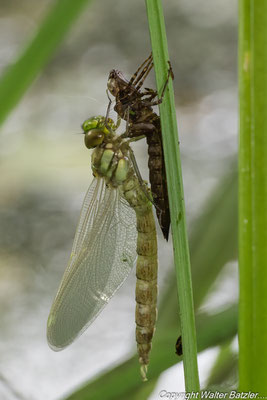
[
  {"xmin": 158, "ymin": 60, "xmax": 174, "ymax": 101},
  {"xmin": 115, "ymin": 115, "xmax": 121, "ymax": 129},
  {"xmin": 125, "ymin": 106, "xmax": 130, "ymax": 133},
  {"xmin": 128, "ymin": 53, "xmax": 153, "ymax": 87},
  {"xmin": 150, "ymin": 61, "xmax": 174, "ymax": 106},
  {"xmin": 135, "ymin": 61, "xmax": 154, "ymax": 91},
  {"xmin": 141, "ymin": 88, "xmax": 158, "ymax": 102},
  {"xmin": 104, "ymin": 89, "xmax": 114, "ymax": 133},
  {"xmin": 127, "ymin": 135, "xmax": 146, "ymax": 142},
  {"xmin": 141, "ymin": 61, "xmax": 174, "ymax": 107}
]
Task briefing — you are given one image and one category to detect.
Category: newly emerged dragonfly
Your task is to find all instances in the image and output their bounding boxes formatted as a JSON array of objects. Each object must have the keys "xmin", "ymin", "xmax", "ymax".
[
  {"xmin": 107, "ymin": 54, "xmax": 173, "ymax": 240},
  {"xmin": 47, "ymin": 116, "xmax": 158, "ymax": 381}
]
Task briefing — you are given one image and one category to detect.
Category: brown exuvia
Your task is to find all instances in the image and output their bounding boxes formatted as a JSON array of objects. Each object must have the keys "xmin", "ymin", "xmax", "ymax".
[{"xmin": 107, "ymin": 53, "xmax": 173, "ymax": 240}]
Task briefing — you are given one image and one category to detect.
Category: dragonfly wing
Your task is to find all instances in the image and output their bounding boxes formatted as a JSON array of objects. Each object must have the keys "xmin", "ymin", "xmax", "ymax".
[{"xmin": 47, "ymin": 178, "xmax": 137, "ymax": 350}]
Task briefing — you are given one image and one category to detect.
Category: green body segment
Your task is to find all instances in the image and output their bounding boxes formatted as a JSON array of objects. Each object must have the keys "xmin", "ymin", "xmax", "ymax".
[
  {"xmin": 136, "ymin": 222, "xmax": 157, "ymax": 365},
  {"xmin": 91, "ymin": 123, "xmax": 158, "ymax": 380},
  {"xmin": 122, "ymin": 166, "xmax": 158, "ymax": 380}
]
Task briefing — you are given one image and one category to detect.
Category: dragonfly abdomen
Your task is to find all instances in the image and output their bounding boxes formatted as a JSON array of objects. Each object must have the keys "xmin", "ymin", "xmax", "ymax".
[
  {"xmin": 135, "ymin": 230, "xmax": 158, "ymax": 381},
  {"xmin": 122, "ymin": 174, "xmax": 158, "ymax": 381}
]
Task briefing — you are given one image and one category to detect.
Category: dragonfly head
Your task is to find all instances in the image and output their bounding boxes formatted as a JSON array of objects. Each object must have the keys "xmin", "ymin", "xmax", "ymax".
[{"xmin": 82, "ymin": 116, "xmax": 116, "ymax": 149}]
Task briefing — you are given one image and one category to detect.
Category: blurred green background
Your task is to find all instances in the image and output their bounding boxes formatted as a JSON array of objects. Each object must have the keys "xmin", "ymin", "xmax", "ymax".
[{"xmin": 0, "ymin": 1, "xmax": 238, "ymax": 399}]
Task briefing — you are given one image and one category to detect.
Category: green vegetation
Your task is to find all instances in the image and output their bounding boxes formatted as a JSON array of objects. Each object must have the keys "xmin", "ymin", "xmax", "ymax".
[
  {"xmin": 145, "ymin": 0, "xmax": 199, "ymax": 391},
  {"xmin": 238, "ymin": 0, "xmax": 267, "ymax": 395},
  {"xmin": 0, "ymin": 0, "xmax": 92, "ymax": 126}
]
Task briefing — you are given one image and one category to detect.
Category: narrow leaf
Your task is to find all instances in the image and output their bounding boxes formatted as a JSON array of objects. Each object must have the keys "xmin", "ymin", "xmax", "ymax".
[
  {"xmin": 145, "ymin": 0, "xmax": 200, "ymax": 391},
  {"xmin": 0, "ymin": 0, "xmax": 92, "ymax": 126}
]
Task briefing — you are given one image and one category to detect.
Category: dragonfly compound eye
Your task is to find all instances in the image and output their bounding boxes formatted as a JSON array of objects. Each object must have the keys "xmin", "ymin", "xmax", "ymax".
[
  {"xmin": 82, "ymin": 117, "xmax": 100, "ymax": 132},
  {"xmin": 84, "ymin": 129, "xmax": 104, "ymax": 149}
]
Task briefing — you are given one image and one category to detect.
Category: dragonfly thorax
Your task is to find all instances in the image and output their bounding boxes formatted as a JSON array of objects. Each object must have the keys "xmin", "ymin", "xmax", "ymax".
[{"xmin": 91, "ymin": 142, "xmax": 131, "ymax": 188}]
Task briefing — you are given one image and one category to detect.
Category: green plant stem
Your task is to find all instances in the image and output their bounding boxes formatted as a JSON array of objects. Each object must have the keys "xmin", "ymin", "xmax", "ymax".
[
  {"xmin": 239, "ymin": 0, "xmax": 267, "ymax": 394},
  {"xmin": 238, "ymin": 0, "xmax": 253, "ymax": 390},
  {"xmin": 145, "ymin": 0, "xmax": 199, "ymax": 392},
  {"xmin": 0, "ymin": 0, "xmax": 92, "ymax": 126}
]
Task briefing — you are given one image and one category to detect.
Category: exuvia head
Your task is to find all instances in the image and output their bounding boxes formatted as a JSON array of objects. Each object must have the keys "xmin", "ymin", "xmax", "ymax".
[
  {"xmin": 107, "ymin": 70, "xmax": 129, "ymax": 97},
  {"xmin": 82, "ymin": 116, "xmax": 116, "ymax": 149}
]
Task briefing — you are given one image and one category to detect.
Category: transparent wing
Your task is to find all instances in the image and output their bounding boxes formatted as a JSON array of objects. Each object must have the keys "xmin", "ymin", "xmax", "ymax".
[{"xmin": 47, "ymin": 178, "xmax": 137, "ymax": 350}]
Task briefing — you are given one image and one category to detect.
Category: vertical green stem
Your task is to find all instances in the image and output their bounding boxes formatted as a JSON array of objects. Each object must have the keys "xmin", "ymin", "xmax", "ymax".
[
  {"xmin": 238, "ymin": 0, "xmax": 253, "ymax": 390},
  {"xmin": 239, "ymin": 0, "xmax": 267, "ymax": 394},
  {"xmin": 145, "ymin": 0, "xmax": 200, "ymax": 391}
]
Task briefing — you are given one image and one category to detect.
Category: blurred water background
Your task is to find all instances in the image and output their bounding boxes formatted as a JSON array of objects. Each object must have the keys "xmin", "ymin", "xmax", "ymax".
[{"xmin": 0, "ymin": 1, "xmax": 238, "ymax": 399}]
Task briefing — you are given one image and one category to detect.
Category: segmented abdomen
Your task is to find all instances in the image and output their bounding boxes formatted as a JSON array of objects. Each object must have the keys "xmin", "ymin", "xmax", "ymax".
[
  {"xmin": 146, "ymin": 117, "xmax": 170, "ymax": 241},
  {"xmin": 123, "ymin": 176, "xmax": 158, "ymax": 381}
]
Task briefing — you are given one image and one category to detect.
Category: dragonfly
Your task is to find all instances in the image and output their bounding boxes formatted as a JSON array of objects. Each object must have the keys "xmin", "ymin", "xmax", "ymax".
[
  {"xmin": 107, "ymin": 53, "xmax": 173, "ymax": 240},
  {"xmin": 47, "ymin": 115, "xmax": 158, "ymax": 381}
]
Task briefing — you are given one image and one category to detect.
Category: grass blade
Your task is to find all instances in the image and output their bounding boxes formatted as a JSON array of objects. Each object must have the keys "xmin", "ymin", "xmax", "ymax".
[
  {"xmin": 0, "ymin": 0, "xmax": 92, "ymax": 126},
  {"xmin": 239, "ymin": 1, "xmax": 267, "ymax": 394},
  {"xmin": 206, "ymin": 342, "xmax": 238, "ymax": 388},
  {"xmin": 145, "ymin": 0, "xmax": 199, "ymax": 391},
  {"xmin": 191, "ymin": 166, "xmax": 238, "ymax": 307},
  {"xmin": 238, "ymin": 0, "xmax": 253, "ymax": 390}
]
